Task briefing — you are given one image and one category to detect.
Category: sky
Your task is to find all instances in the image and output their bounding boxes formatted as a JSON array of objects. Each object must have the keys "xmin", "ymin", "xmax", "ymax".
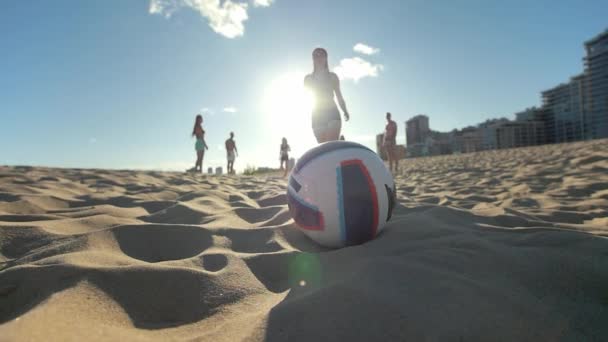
[{"xmin": 1, "ymin": 0, "xmax": 607, "ymax": 172}]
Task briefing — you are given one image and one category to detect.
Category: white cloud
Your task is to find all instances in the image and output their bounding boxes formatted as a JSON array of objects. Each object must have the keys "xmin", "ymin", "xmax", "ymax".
[
  {"xmin": 201, "ymin": 107, "xmax": 215, "ymax": 115},
  {"xmin": 353, "ymin": 43, "xmax": 379, "ymax": 55},
  {"xmin": 149, "ymin": 0, "xmax": 176, "ymax": 18},
  {"xmin": 252, "ymin": 0, "xmax": 273, "ymax": 7},
  {"xmin": 333, "ymin": 57, "xmax": 384, "ymax": 82},
  {"xmin": 149, "ymin": 0, "xmax": 267, "ymax": 39},
  {"xmin": 223, "ymin": 106, "xmax": 238, "ymax": 113}
]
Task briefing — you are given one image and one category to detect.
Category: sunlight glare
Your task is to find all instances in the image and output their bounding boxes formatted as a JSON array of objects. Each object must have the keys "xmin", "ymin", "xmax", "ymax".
[{"xmin": 262, "ymin": 72, "xmax": 316, "ymax": 155}]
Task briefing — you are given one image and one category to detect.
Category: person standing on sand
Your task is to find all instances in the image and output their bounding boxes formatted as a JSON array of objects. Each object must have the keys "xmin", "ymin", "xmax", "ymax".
[
  {"xmin": 189, "ymin": 114, "xmax": 208, "ymax": 173},
  {"xmin": 383, "ymin": 112, "xmax": 398, "ymax": 173},
  {"xmin": 304, "ymin": 47, "xmax": 350, "ymax": 143},
  {"xmin": 225, "ymin": 132, "xmax": 238, "ymax": 175},
  {"xmin": 280, "ymin": 137, "xmax": 291, "ymax": 177}
]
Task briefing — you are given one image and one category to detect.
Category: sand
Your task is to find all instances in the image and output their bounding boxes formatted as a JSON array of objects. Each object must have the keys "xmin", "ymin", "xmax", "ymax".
[{"xmin": 1, "ymin": 139, "xmax": 607, "ymax": 341}]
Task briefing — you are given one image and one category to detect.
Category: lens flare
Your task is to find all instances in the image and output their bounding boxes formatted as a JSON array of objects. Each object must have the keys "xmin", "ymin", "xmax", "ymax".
[{"xmin": 288, "ymin": 253, "xmax": 322, "ymax": 290}]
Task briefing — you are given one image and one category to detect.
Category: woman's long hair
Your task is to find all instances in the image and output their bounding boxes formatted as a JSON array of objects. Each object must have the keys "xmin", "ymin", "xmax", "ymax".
[
  {"xmin": 312, "ymin": 47, "xmax": 328, "ymax": 73},
  {"xmin": 192, "ymin": 114, "xmax": 202, "ymax": 137}
]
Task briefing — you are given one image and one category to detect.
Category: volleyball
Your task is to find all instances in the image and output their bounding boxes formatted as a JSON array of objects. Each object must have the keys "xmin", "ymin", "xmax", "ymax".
[{"xmin": 287, "ymin": 141, "xmax": 396, "ymax": 248}]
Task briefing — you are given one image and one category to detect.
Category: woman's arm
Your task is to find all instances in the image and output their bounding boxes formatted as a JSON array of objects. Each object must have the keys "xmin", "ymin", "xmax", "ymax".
[{"xmin": 332, "ymin": 73, "xmax": 349, "ymax": 121}]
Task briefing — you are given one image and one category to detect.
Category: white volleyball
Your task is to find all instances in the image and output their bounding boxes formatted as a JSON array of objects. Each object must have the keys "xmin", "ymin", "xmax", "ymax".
[{"xmin": 287, "ymin": 141, "xmax": 396, "ymax": 248}]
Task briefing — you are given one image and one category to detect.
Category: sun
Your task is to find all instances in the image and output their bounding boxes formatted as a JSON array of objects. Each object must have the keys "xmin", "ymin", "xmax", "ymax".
[
  {"xmin": 263, "ymin": 71, "xmax": 313, "ymax": 124},
  {"xmin": 262, "ymin": 71, "xmax": 316, "ymax": 151}
]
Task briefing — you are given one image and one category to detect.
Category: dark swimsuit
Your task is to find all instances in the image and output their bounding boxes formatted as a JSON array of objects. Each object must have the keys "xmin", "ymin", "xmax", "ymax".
[
  {"xmin": 280, "ymin": 144, "xmax": 290, "ymax": 162},
  {"xmin": 305, "ymin": 72, "xmax": 341, "ymax": 129}
]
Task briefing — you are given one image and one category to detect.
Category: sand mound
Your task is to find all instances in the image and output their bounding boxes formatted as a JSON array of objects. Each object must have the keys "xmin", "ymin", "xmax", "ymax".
[{"xmin": 1, "ymin": 140, "xmax": 607, "ymax": 341}]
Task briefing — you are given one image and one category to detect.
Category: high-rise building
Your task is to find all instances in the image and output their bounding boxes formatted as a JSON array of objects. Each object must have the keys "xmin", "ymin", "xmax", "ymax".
[
  {"xmin": 514, "ymin": 107, "xmax": 550, "ymax": 145},
  {"xmin": 428, "ymin": 130, "xmax": 454, "ymax": 155},
  {"xmin": 515, "ymin": 107, "xmax": 539, "ymax": 122},
  {"xmin": 457, "ymin": 126, "xmax": 483, "ymax": 153},
  {"xmin": 405, "ymin": 115, "xmax": 431, "ymax": 157},
  {"xmin": 541, "ymin": 74, "xmax": 586, "ymax": 143},
  {"xmin": 535, "ymin": 107, "xmax": 555, "ymax": 144},
  {"xmin": 405, "ymin": 115, "xmax": 430, "ymax": 146},
  {"xmin": 584, "ymin": 29, "xmax": 608, "ymax": 139},
  {"xmin": 398, "ymin": 28, "xmax": 608, "ymax": 157},
  {"xmin": 478, "ymin": 118, "xmax": 510, "ymax": 150},
  {"xmin": 496, "ymin": 121, "xmax": 545, "ymax": 149}
]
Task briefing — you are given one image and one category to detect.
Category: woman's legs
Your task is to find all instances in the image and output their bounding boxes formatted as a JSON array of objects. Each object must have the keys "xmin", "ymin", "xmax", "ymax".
[
  {"xmin": 281, "ymin": 158, "xmax": 289, "ymax": 177},
  {"xmin": 193, "ymin": 153, "xmax": 200, "ymax": 171},
  {"xmin": 196, "ymin": 150, "xmax": 204, "ymax": 172},
  {"xmin": 313, "ymin": 119, "xmax": 342, "ymax": 143}
]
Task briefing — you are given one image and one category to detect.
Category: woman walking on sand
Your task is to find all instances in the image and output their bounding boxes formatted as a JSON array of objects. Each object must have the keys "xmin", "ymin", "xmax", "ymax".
[
  {"xmin": 280, "ymin": 137, "xmax": 291, "ymax": 177},
  {"xmin": 188, "ymin": 114, "xmax": 208, "ymax": 173},
  {"xmin": 304, "ymin": 47, "xmax": 350, "ymax": 143}
]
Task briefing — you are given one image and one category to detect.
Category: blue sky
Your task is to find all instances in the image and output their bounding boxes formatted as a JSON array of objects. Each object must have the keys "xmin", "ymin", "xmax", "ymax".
[{"xmin": 1, "ymin": 0, "xmax": 606, "ymax": 171}]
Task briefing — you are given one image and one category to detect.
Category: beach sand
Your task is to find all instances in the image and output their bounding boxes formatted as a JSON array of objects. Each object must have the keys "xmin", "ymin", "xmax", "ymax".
[{"xmin": 1, "ymin": 139, "xmax": 607, "ymax": 341}]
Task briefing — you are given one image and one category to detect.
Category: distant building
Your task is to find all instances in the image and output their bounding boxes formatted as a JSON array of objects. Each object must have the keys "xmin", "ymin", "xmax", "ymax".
[
  {"xmin": 514, "ymin": 107, "xmax": 549, "ymax": 145},
  {"xmin": 515, "ymin": 107, "xmax": 538, "ymax": 122},
  {"xmin": 541, "ymin": 75, "xmax": 586, "ymax": 143},
  {"xmin": 478, "ymin": 118, "xmax": 510, "ymax": 150},
  {"xmin": 584, "ymin": 29, "xmax": 608, "ymax": 139},
  {"xmin": 459, "ymin": 126, "xmax": 483, "ymax": 153},
  {"xmin": 401, "ymin": 113, "xmax": 546, "ymax": 156},
  {"xmin": 534, "ymin": 107, "xmax": 555, "ymax": 145},
  {"xmin": 428, "ymin": 130, "xmax": 454, "ymax": 155},
  {"xmin": 536, "ymin": 28, "xmax": 608, "ymax": 142},
  {"xmin": 397, "ymin": 28, "xmax": 608, "ymax": 157},
  {"xmin": 405, "ymin": 115, "xmax": 431, "ymax": 157},
  {"xmin": 496, "ymin": 121, "xmax": 545, "ymax": 149},
  {"xmin": 406, "ymin": 115, "xmax": 430, "ymax": 145}
]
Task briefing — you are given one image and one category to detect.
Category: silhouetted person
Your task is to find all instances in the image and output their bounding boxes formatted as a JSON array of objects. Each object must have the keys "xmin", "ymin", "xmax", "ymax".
[
  {"xmin": 225, "ymin": 132, "xmax": 238, "ymax": 174},
  {"xmin": 189, "ymin": 114, "xmax": 208, "ymax": 173},
  {"xmin": 340, "ymin": 135, "xmax": 345, "ymax": 141},
  {"xmin": 280, "ymin": 137, "xmax": 291, "ymax": 177},
  {"xmin": 304, "ymin": 47, "xmax": 350, "ymax": 143},
  {"xmin": 384, "ymin": 112, "xmax": 398, "ymax": 173}
]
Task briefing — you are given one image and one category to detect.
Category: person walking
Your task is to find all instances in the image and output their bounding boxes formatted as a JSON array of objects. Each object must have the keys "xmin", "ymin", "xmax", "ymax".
[
  {"xmin": 384, "ymin": 112, "xmax": 398, "ymax": 173},
  {"xmin": 188, "ymin": 114, "xmax": 208, "ymax": 173},
  {"xmin": 304, "ymin": 47, "xmax": 350, "ymax": 143},
  {"xmin": 225, "ymin": 132, "xmax": 238, "ymax": 174}
]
